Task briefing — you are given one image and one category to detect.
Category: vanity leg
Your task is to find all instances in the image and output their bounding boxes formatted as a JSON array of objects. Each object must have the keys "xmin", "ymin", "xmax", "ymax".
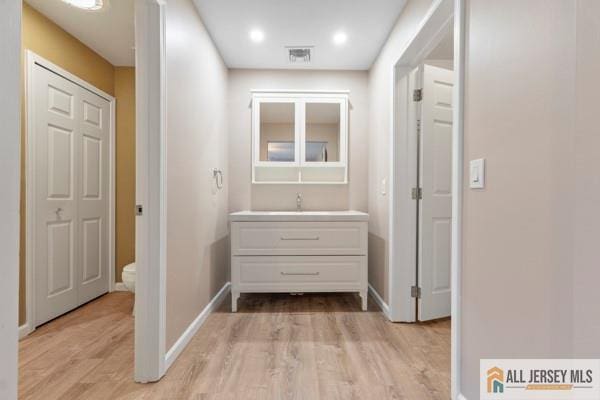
[
  {"xmin": 359, "ymin": 290, "xmax": 368, "ymax": 311},
  {"xmin": 231, "ymin": 291, "xmax": 240, "ymax": 313}
]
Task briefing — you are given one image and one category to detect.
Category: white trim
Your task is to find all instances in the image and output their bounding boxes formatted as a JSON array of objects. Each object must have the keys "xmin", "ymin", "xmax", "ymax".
[
  {"xmin": 387, "ymin": 0, "xmax": 463, "ymax": 398},
  {"xmin": 457, "ymin": 395, "xmax": 468, "ymax": 400},
  {"xmin": 114, "ymin": 282, "xmax": 129, "ymax": 292},
  {"xmin": 250, "ymin": 89, "xmax": 350, "ymax": 94},
  {"xmin": 24, "ymin": 50, "xmax": 116, "ymax": 332},
  {"xmin": 368, "ymin": 284, "xmax": 390, "ymax": 318},
  {"xmin": 18, "ymin": 324, "xmax": 32, "ymax": 340},
  {"xmin": 0, "ymin": 2, "xmax": 21, "ymax": 397},
  {"xmin": 164, "ymin": 282, "xmax": 231, "ymax": 371},
  {"xmin": 109, "ymin": 97, "xmax": 116, "ymax": 293},
  {"xmin": 134, "ymin": 0, "xmax": 167, "ymax": 383},
  {"xmin": 451, "ymin": 1, "xmax": 465, "ymax": 399}
]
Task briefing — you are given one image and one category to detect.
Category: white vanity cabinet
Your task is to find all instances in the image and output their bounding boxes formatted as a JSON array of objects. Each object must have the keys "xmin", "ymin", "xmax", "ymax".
[
  {"xmin": 252, "ymin": 90, "xmax": 349, "ymax": 184},
  {"xmin": 229, "ymin": 211, "xmax": 369, "ymax": 312}
]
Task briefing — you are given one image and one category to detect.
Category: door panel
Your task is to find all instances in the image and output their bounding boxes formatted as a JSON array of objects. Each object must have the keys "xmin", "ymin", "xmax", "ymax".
[
  {"xmin": 82, "ymin": 134, "xmax": 101, "ymax": 199},
  {"xmin": 35, "ymin": 65, "xmax": 80, "ymax": 326},
  {"xmin": 34, "ymin": 64, "xmax": 110, "ymax": 326},
  {"xmin": 418, "ymin": 64, "xmax": 454, "ymax": 322},
  {"xmin": 77, "ymin": 87, "xmax": 109, "ymax": 304},
  {"xmin": 82, "ymin": 218, "xmax": 102, "ymax": 283},
  {"xmin": 46, "ymin": 220, "xmax": 74, "ymax": 297},
  {"xmin": 47, "ymin": 126, "xmax": 73, "ymax": 199}
]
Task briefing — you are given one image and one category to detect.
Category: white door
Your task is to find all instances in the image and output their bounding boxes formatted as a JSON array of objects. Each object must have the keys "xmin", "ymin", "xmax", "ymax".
[
  {"xmin": 33, "ymin": 64, "xmax": 110, "ymax": 326},
  {"xmin": 77, "ymin": 83, "xmax": 110, "ymax": 304},
  {"xmin": 417, "ymin": 64, "xmax": 454, "ymax": 321}
]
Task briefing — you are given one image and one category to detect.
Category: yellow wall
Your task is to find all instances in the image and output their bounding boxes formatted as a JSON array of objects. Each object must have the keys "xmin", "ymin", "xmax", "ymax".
[
  {"xmin": 20, "ymin": 3, "xmax": 135, "ymax": 324},
  {"xmin": 114, "ymin": 67, "xmax": 136, "ymax": 282}
]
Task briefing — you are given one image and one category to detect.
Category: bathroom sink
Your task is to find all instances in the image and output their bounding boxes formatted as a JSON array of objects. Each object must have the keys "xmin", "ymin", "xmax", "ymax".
[{"xmin": 229, "ymin": 210, "xmax": 369, "ymax": 222}]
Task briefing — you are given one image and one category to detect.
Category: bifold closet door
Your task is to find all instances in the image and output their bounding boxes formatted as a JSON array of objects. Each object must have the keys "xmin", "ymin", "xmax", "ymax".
[
  {"xmin": 77, "ymin": 85, "xmax": 110, "ymax": 305},
  {"xmin": 34, "ymin": 64, "xmax": 109, "ymax": 327}
]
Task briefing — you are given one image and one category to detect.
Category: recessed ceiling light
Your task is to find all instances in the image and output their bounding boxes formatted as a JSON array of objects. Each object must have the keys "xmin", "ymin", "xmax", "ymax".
[
  {"xmin": 333, "ymin": 32, "xmax": 348, "ymax": 45},
  {"xmin": 249, "ymin": 29, "xmax": 265, "ymax": 43},
  {"xmin": 61, "ymin": 0, "xmax": 104, "ymax": 10}
]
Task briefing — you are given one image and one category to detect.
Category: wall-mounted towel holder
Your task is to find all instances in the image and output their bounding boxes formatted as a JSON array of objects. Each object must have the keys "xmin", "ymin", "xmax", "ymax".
[{"xmin": 212, "ymin": 168, "xmax": 224, "ymax": 189}]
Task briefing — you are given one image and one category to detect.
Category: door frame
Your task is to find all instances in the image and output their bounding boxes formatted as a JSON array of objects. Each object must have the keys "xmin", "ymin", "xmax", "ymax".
[
  {"xmin": 387, "ymin": 0, "xmax": 464, "ymax": 398},
  {"xmin": 134, "ymin": 0, "xmax": 167, "ymax": 383},
  {"xmin": 0, "ymin": 1, "xmax": 21, "ymax": 398},
  {"xmin": 24, "ymin": 51, "xmax": 116, "ymax": 336}
]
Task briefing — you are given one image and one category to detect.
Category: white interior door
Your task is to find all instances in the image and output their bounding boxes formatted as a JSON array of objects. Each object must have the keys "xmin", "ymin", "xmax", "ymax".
[
  {"xmin": 77, "ymin": 83, "xmax": 110, "ymax": 304},
  {"xmin": 417, "ymin": 63, "xmax": 454, "ymax": 321},
  {"xmin": 33, "ymin": 64, "xmax": 110, "ymax": 326}
]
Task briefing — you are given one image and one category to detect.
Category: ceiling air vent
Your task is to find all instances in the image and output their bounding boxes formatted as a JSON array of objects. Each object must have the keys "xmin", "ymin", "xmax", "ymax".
[{"xmin": 287, "ymin": 47, "xmax": 313, "ymax": 64}]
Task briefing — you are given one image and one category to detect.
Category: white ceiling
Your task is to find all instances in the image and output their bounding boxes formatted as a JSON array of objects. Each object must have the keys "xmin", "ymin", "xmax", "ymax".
[
  {"xmin": 192, "ymin": 0, "xmax": 408, "ymax": 70},
  {"xmin": 25, "ymin": 0, "xmax": 135, "ymax": 67}
]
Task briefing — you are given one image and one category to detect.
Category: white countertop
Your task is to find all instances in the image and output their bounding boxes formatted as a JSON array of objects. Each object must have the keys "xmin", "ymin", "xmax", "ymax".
[{"xmin": 229, "ymin": 210, "xmax": 369, "ymax": 222}]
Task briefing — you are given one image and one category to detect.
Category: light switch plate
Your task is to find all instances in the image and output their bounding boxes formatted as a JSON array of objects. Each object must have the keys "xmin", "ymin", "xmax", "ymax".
[{"xmin": 469, "ymin": 158, "xmax": 485, "ymax": 189}]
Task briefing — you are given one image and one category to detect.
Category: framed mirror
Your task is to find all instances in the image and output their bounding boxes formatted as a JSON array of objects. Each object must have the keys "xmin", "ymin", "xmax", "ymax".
[{"xmin": 252, "ymin": 91, "xmax": 348, "ymax": 184}]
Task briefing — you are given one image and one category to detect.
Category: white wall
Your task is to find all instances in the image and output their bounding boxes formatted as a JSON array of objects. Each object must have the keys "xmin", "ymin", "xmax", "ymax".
[
  {"xmin": 460, "ymin": 0, "xmax": 600, "ymax": 397},
  {"xmin": 367, "ymin": 0, "xmax": 435, "ymax": 302},
  {"xmin": 0, "ymin": 1, "xmax": 21, "ymax": 398},
  {"xmin": 228, "ymin": 69, "xmax": 368, "ymax": 212},
  {"xmin": 165, "ymin": 0, "xmax": 229, "ymax": 350}
]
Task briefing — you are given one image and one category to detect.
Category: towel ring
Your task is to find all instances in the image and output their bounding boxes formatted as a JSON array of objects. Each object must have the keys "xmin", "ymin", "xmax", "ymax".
[{"xmin": 212, "ymin": 168, "xmax": 223, "ymax": 189}]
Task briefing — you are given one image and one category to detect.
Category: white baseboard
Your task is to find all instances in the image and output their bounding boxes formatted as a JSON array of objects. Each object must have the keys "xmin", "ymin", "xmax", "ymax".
[
  {"xmin": 114, "ymin": 282, "xmax": 129, "ymax": 292},
  {"xmin": 368, "ymin": 284, "xmax": 390, "ymax": 319},
  {"xmin": 457, "ymin": 394, "xmax": 468, "ymax": 400},
  {"xmin": 19, "ymin": 323, "xmax": 32, "ymax": 340},
  {"xmin": 164, "ymin": 282, "xmax": 231, "ymax": 371}
]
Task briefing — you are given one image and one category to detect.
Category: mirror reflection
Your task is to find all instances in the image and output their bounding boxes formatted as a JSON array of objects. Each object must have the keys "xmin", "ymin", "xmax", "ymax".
[
  {"xmin": 260, "ymin": 102, "xmax": 295, "ymax": 162},
  {"xmin": 305, "ymin": 103, "xmax": 340, "ymax": 162}
]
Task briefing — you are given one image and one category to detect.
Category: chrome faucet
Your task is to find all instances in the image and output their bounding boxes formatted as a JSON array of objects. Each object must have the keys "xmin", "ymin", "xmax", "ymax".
[{"xmin": 296, "ymin": 193, "xmax": 302, "ymax": 212}]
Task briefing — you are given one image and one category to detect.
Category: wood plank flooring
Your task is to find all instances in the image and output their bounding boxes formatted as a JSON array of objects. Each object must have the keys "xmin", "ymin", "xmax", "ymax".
[{"xmin": 19, "ymin": 292, "xmax": 450, "ymax": 400}]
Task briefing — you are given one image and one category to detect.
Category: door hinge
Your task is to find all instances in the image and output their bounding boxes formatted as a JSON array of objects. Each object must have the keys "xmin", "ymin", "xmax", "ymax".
[
  {"xmin": 411, "ymin": 187, "xmax": 422, "ymax": 200},
  {"xmin": 413, "ymin": 89, "xmax": 423, "ymax": 102},
  {"xmin": 135, "ymin": 204, "xmax": 143, "ymax": 216},
  {"xmin": 411, "ymin": 285, "xmax": 421, "ymax": 298}
]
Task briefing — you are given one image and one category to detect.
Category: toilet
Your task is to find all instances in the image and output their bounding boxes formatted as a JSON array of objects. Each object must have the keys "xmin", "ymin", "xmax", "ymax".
[{"xmin": 122, "ymin": 263, "xmax": 136, "ymax": 314}]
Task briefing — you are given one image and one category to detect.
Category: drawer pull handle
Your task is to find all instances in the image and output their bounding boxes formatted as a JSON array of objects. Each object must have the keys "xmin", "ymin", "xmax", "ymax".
[
  {"xmin": 280, "ymin": 236, "xmax": 320, "ymax": 241},
  {"xmin": 281, "ymin": 272, "xmax": 320, "ymax": 276}
]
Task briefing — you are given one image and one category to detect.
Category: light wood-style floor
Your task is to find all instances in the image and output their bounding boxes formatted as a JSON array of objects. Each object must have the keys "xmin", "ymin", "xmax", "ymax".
[{"xmin": 19, "ymin": 292, "xmax": 450, "ymax": 400}]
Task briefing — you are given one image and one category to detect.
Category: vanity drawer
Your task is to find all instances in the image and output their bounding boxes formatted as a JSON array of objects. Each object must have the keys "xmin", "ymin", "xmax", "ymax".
[
  {"xmin": 233, "ymin": 256, "xmax": 365, "ymax": 288},
  {"xmin": 231, "ymin": 221, "xmax": 367, "ymax": 256}
]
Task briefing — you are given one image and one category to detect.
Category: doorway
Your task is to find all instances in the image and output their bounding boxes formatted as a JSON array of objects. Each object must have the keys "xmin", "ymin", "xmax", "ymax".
[{"xmin": 387, "ymin": 0, "xmax": 464, "ymax": 398}]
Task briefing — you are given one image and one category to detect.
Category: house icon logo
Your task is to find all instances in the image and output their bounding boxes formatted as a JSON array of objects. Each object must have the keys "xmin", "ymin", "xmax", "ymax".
[{"xmin": 487, "ymin": 366, "xmax": 504, "ymax": 393}]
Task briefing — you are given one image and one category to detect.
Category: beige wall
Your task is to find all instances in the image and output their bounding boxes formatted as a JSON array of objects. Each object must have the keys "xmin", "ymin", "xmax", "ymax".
[
  {"xmin": 19, "ymin": 3, "xmax": 121, "ymax": 325},
  {"xmin": 228, "ymin": 69, "xmax": 368, "ymax": 212},
  {"xmin": 573, "ymin": 0, "xmax": 600, "ymax": 358},
  {"xmin": 114, "ymin": 67, "xmax": 136, "ymax": 282},
  {"xmin": 367, "ymin": 0, "xmax": 435, "ymax": 302},
  {"xmin": 165, "ymin": 0, "xmax": 229, "ymax": 349},
  {"xmin": 460, "ymin": 0, "xmax": 600, "ymax": 396}
]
